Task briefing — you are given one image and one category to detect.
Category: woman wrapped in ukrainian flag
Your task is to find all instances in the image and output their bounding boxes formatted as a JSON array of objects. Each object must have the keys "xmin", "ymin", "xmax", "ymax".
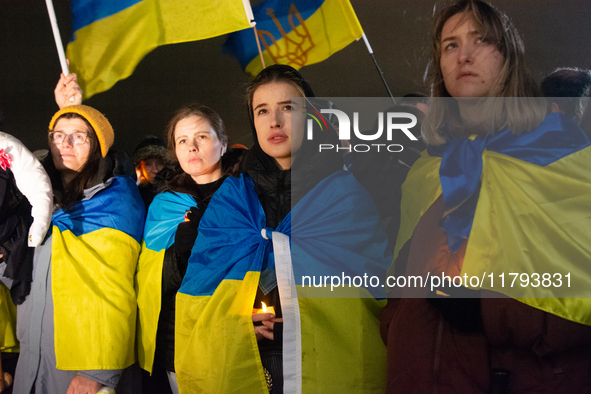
[
  {"xmin": 136, "ymin": 104, "xmax": 246, "ymax": 394},
  {"xmin": 380, "ymin": 1, "xmax": 591, "ymax": 392},
  {"xmin": 175, "ymin": 65, "xmax": 392, "ymax": 394},
  {"xmin": 13, "ymin": 84, "xmax": 145, "ymax": 394}
]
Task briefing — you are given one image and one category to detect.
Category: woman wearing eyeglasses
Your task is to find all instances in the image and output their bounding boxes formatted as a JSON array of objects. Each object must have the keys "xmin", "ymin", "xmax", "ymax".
[{"xmin": 13, "ymin": 104, "xmax": 145, "ymax": 394}]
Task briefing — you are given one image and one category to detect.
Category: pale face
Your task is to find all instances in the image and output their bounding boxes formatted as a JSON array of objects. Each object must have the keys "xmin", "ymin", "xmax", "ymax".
[
  {"xmin": 440, "ymin": 12, "xmax": 504, "ymax": 98},
  {"xmin": 50, "ymin": 117, "xmax": 91, "ymax": 178},
  {"xmin": 252, "ymin": 81, "xmax": 305, "ymax": 170},
  {"xmin": 174, "ymin": 115, "xmax": 226, "ymax": 184}
]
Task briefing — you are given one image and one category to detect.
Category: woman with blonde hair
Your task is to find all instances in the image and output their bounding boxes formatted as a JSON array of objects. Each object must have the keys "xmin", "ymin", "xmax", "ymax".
[{"xmin": 381, "ymin": 1, "xmax": 591, "ymax": 392}]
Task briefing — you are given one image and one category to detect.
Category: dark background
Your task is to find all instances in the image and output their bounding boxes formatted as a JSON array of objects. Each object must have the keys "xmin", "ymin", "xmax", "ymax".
[{"xmin": 1, "ymin": 0, "xmax": 590, "ymax": 155}]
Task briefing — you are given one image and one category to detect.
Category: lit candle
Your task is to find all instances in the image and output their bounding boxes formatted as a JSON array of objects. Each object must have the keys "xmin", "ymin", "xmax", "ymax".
[{"xmin": 252, "ymin": 301, "xmax": 275, "ymax": 315}]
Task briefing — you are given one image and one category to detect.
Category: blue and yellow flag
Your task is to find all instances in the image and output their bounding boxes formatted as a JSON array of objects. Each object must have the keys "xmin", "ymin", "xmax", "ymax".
[
  {"xmin": 224, "ymin": 0, "xmax": 363, "ymax": 76},
  {"xmin": 51, "ymin": 176, "xmax": 145, "ymax": 370},
  {"xmin": 176, "ymin": 172, "xmax": 389, "ymax": 393},
  {"xmin": 393, "ymin": 113, "xmax": 591, "ymax": 326},
  {"xmin": 67, "ymin": 0, "xmax": 253, "ymax": 98},
  {"xmin": 136, "ymin": 191, "xmax": 196, "ymax": 374}
]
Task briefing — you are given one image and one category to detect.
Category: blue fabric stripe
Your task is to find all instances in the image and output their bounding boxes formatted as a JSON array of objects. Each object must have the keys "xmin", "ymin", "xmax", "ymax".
[
  {"xmin": 143, "ymin": 192, "xmax": 197, "ymax": 251},
  {"xmin": 180, "ymin": 171, "xmax": 391, "ymax": 298},
  {"xmin": 180, "ymin": 176, "xmax": 272, "ymax": 296},
  {"xmin": 223, "ymin": 0, "xmax": 325, "ymax": 68},
  {"xmin": 427, "ymin": 113, "xmax": 591, "ymax": 252},
  {"xmin": 71, "ymin": 0, "xmax": 142, "ymax": 32},
  {"xmin": 52, "ymin": 176, "xmax": 145, "ymax": 243}
]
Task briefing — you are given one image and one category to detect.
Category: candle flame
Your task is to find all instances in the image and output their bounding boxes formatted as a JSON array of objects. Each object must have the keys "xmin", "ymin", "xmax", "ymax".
[{"xmin": 261, "ymin": 302, "xmax": 267, "ymax": 312}]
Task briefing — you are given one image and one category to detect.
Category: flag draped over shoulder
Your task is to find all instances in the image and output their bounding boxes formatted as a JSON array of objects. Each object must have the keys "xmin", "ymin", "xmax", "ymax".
[
  {"xmin": 51, "ymin": 176, "xmax": 145, "ymax": 369},
  {"xmin": 136, "ymin": 191, "xmax": 196, "ymax": 374},
  {"xmin": 176, "ymin": 172, "xmax": 389, "ymax": 394},
  {"xmin": 224, "ymin": 0, "xmax": 363, "ymax": 76},
  {"xmin": 67, "ymin": 0, "xmax": 253, "ymax": 99},
  {"xmin": 393, "ymin": 113, "xmax": 591, "ymax": 326}
]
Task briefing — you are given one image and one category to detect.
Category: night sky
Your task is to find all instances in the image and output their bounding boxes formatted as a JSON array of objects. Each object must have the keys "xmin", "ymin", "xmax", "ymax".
[{"xmin": 1, "ymin": 0, "xmax": 590, "ymax": 156}]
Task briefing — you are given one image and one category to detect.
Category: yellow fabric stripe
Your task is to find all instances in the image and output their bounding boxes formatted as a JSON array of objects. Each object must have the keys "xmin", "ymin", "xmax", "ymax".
[
  {"xmin": 391, "ymin": 152, "xmax": 442, "ymax": 266},
  {"xmin": 175, "ymin": 271, "xmax": 267, "ymax": 394},
  {"xmin": 135, "ymin": 243, "xmax": 165, "ymax": 373},
  {"xmin": 462, "ymin": 148, "xmax": 591, "ymax": 325},
  {"xmin": 393, "ymin": 147, "xmax": 591, "ymax": 326},
  {"xmin": 52, "ymin": 227, "xmax": 140, "ymax": 369},
  {"xmin": 67, "ymin": 0, "xmax": 251, "ymax": 98},
  {"xmin": 0, "ymin": 282, "xmax": 18, "ymax": 353},
  {"xmin": 245, "ymin": 0, "xmax": 363, "ymax": 76},
  {"xmin": 297, "ymin": 289, "xmax": 387, "ymax": 393}
]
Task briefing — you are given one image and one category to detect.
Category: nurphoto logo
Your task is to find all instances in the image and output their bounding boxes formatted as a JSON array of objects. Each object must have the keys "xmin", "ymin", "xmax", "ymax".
[{"xmin": 304, "ymin": 108, "xmax": 418, "ymax": 153}]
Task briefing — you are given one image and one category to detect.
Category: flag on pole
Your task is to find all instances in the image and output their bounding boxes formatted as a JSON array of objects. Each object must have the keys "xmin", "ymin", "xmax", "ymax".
[
  {"xmin": 224, "ymin": 0, "xmax": 363, "ymax": 77},
  {"xmin": 66, "ymin": 0, "xmax": 254, "ymax": 99}
]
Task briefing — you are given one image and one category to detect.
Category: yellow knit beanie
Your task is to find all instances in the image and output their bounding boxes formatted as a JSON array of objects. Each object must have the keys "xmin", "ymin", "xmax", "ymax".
[{"xmin": 49, "ymin": 105, "xmax": 114, "ymax": 157}]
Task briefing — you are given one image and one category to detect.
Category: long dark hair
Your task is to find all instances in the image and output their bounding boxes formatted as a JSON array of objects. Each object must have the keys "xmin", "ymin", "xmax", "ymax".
[
  {"xmin": 47, "ymin": 113, "xmax": 102, "ymax": 210},
  {"xmin": 243, "ymin": 65, "xmax": 343, "ymax": 206}
]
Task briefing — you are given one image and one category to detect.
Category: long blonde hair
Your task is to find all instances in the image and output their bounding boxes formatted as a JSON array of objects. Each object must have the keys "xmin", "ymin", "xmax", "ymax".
[{"xmin": 423, "ymin": 0, "xmax": 546, "ymax": 145}]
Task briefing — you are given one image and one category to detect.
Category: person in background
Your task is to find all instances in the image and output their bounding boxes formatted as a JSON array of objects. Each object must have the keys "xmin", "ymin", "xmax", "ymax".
[
  {"xmin": 132, "ymin": 135, "xmax": 174, "ymax": 210},
  {"xmin": 136, "ymin": 104, "xmax": 245, "ymax": 394},
  {"xmin": 1, "ymin": 108, "xmax": 53, "ymax": 394},
  {"xmin": 541, "ymin": 67, "xmax": 591, "ymax": 122},
  {"xmin": 13, "ymin": 101, "xmax": 145, "ymax": 394},
  {"xmin": 399, "ymin": 92, "xmax": 430, "ymax": 115},
  {"xmin": 381, "ymin": 1, "xmax": 591, "ymax": 392},
  {"xmin": 0, "ymin": 132, "xmax": 53, "ymax": 305}
]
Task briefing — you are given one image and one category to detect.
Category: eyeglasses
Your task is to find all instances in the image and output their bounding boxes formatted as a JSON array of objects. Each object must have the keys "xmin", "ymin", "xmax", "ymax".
[{"xmin": 50, "ymin": 131, "xmax": 88, "ymax": 146}]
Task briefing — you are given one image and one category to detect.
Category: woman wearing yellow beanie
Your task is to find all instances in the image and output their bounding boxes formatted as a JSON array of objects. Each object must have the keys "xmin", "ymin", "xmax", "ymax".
[{"xmin": 13, "ymin": 99, "xmax": 145, "ymax": 394}]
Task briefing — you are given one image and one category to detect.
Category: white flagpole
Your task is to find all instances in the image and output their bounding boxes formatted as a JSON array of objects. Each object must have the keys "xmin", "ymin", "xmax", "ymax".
[
  {"xmin": 242, "ymin": 0, "xmax": 266, "ymax": 70},
  {"xmin": 44, "ymin": 0, "xmax": 69, "ymax": 75},
  {"xmin": 361, "ymin": 33, "xmax": 396, "ymax": 105}
]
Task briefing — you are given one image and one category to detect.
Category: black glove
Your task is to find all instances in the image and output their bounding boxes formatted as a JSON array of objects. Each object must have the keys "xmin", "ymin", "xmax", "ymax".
[{"xmin": 174, "ymin": 205, "xmax": 206, "ymax": 272}]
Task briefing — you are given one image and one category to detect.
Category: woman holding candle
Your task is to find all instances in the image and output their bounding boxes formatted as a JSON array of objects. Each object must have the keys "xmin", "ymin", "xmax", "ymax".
[
  {"xmin": 136, "ymin": 104, "xmax": 245, "ymax": 394},
  {"xmin": 175, "ymin": 65, "xmax": 391, "ymax": 393},
  {"xmin": 380, "ymin": 0, "xmax": 591, "ymax": 392}
]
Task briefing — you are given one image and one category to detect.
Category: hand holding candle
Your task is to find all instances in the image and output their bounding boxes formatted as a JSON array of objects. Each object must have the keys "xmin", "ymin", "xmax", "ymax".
[
  {"xmin": 253, "ymin": 301, "xmax": 275, "ymax": 316},
  {"xmin": 252, "ymin": 302, "xmax": 280, "ymax": 341}
]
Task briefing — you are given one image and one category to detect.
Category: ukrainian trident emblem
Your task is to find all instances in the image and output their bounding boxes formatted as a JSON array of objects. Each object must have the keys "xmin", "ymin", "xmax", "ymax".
[{"xmin": 257, "ymin": 4, "xmax": 315, "ymax": 68}]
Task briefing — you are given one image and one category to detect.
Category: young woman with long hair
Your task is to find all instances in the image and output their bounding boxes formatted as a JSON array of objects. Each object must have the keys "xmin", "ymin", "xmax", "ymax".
[
  {"xmin": 174, "ymin": 65, "xmax": 391, "ymax": 393},
  {"xmin": 381, "ymin": 1, "xmax": 591, "ymax": 392}
]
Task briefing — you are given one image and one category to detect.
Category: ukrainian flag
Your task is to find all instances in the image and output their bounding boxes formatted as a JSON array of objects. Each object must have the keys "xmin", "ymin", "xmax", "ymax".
[
  {"xmin": 136, "ymin": 191, "xmax": 196, "ymax": 374},
  {"xmin": 67, "ymin": 0, "xmax": 253, "ymax": 99},
  {"xmin": 224, "ymin": 0, "xmax": 363, "ymax": 76},
  {"xmin": 51, "ymin": 176, "xmax": 145, "ymax": 369},
  {"xmin": 176, "ymin": 172, "xmax": 389, "ymax": 394},
  {"xmin": 393, "ymin": 113, "xmax": 591, "ymax": 326}
]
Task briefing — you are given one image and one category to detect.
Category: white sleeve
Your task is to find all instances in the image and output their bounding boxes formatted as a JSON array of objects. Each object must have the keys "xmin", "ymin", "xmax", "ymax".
[{"xmin": 0, "ymin": 132, "xmax": 53, "ymax": 246}]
